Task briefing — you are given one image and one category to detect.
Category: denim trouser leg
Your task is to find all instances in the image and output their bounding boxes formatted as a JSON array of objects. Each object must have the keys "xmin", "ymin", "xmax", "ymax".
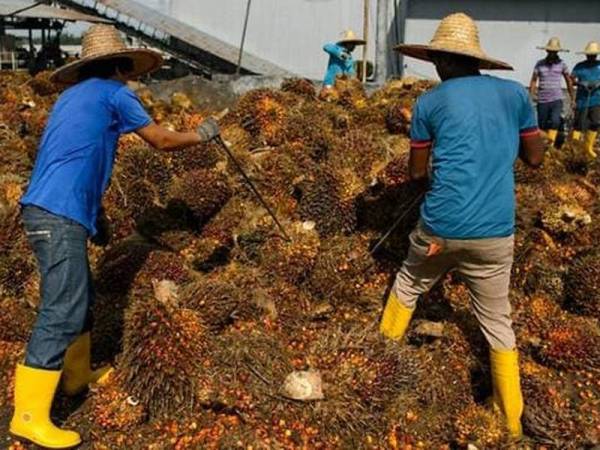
[
  {"xmin": 22, "ymin": 205, "xmax": 92, "ymax": 370},
  {"xmin": 537, "ymin": 100, "xmax": 562, "ymax": 130}
]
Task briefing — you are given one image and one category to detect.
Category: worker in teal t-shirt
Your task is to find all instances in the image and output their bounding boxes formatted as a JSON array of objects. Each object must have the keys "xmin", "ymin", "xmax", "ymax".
[
  {"xmin": 380, "ymin": 13, "xmax": 544, "ymax": 440},
  {"xmin": 571, "ymin": 41, "xmax": 600, "ymax": 159},
  {"xmin": 322, "ymin": 29, "xmax": 365, "ymax": 88},
  {"xmin": 12, "ymin": 25, "xmax": 221, "ymax": 449}
]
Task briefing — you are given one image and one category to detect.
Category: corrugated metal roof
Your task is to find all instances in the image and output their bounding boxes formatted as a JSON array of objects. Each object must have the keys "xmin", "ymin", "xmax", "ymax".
[
  {"xmin": 0, "ymin": 1, "xmax": 111, "ymax": 22},
  {"xmin": 94, "ymin": 0, "xmax": 291, "ymax": 76}
]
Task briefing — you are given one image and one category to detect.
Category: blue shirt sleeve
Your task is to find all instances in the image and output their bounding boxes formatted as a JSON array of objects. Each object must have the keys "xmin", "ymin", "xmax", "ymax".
[
  {"xmin": 112, "ymin": 86, "xmax": 152, "ymax": 134},
  {"xmin": 410, "ymin": 97, "xmax": 433, "ymax": 143},
  {"xmin": 323, "ymin": 43, "xmax": 345, "ymax": 59},
  {"xmin": 517, "ymin": 86, "xmax": 538, "ymax": 132}
]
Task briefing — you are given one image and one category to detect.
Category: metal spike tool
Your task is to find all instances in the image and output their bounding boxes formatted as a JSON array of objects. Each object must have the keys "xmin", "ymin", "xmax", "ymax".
[{"xmin": 213, "ymin": 135, "xmax": 292, "ymax": 242}]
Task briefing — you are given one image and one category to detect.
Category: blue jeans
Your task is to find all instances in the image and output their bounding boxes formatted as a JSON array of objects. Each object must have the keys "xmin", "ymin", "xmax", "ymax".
[
  {"xmin": 22, "ymin": 205, "xmax": 94, "ymax": 370},
  {"xmin": 537, "ymin": 99, "xmax": 562, "ymax": 130}
]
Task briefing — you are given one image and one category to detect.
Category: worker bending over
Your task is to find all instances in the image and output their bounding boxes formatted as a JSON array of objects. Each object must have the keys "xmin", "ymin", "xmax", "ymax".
[
  {"xmin": 571, "ymin": 41, "xmax": 600, "ymax": 159},
  {"xmin": 12, "ymin": 25, "xmax": 220, "ymax": 448},
  {"xmin": 529, "ymin": 37, "xmax": 574, "ymax": 146},
  {"xmin": 380, "ymin": 13, "xmax": 544, "ymax": 439},
  {"xmin": 322, "ymin": 29, "xmax": 365, "ymax": 89}
]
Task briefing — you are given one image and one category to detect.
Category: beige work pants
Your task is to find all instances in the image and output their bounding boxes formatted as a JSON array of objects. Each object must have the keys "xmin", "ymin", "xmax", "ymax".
[{"xmin": 392, "ymin": 222, "xmax": 516, "ymax": 350}]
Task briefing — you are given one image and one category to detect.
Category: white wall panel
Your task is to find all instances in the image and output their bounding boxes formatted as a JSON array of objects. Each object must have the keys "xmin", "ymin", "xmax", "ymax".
[{"xmin": 170, "ymin": 0, "xmax": 378, "ymax": 80}]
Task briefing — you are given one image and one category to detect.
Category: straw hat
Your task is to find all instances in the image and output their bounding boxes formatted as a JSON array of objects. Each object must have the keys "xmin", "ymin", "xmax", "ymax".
[
  {"xmin": 537, "ymin": 37, "xmax": 568, "ymax": 52},
  {"xmin": 578, "ymin": 41, "xmax": 600, "ymax": 55},
  {"xmin": 394, "ymin": 13, "xmax": 512, "ymax": 70},
  {"xmin": 337, "ymin": 29, "xmax": 366, "ymax": 46},
  {"xmin": 51, "ymin": 24, "xmax": 163, "ymax": 84}
]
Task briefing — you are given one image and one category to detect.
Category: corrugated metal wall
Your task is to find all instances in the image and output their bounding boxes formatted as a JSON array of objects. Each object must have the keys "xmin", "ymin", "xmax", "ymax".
[{"xmin": 170, "ymin": 0, "xmax": 378, "ymax": 81}]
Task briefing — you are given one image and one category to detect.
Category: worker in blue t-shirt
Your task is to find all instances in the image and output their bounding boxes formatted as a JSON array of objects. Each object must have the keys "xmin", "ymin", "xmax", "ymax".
[
  {"xmin": 571, "ymin": 41, "xmax": 600, "ymax": 159},
  {"xmin": 12, "ymin": 25, "xmax": 220, "ymax": 449},
  {"xmin": 380, "ymin": 13, "xmax": 544, "ymax": 440},
  {"xmin": 322, "ymin": 29, "xmax": 365, "ymax": 89}
]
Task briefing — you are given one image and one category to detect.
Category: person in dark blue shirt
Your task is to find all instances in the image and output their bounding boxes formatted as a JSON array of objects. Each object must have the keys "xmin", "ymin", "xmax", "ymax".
[
  {"xmin": 571, "ymin": 41, "xmax": 600, "ymax": 159},
  {"xmin": 322, "ymin": 29, "xmax": 365, "ymax": 88},
  {"xmin": 379, "ymin": 13, "xmax": 544, "ymax": 441},
  {"xmin": 11, "ymin": 25, "xmax": 220, "ymax": 449}
]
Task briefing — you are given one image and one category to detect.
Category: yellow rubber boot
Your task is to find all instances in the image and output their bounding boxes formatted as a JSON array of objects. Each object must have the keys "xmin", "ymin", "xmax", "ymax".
[
  {"xmin": 10, "ymin": 364, "xmax": 81, "ymax": 448},
  {"xmin": 584, "ymin": 130, "xmax": 598, "ymax": 159},
  {"xmin": 490, "ymin": 348, "xmax": 524, "ymax": 440},
  {"xmin": 546, "ymin": 129, "xmax": 558, "ymax": 144},
  {"xmin": 379, "ymin": 292, "xmax": 414, "ymax": 340},
  {"xmin": 571, "ymin": 130, "xmax": 582, "ymax": 141},
  {"xmin": 62, "ymin": 332, "xmax": 113, "ymax": 396}
]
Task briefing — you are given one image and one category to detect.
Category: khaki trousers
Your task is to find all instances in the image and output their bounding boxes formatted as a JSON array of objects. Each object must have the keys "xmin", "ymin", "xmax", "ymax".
[{"xmin": 392, "ymin": 222, "xmax": 516, "ymax": 350}]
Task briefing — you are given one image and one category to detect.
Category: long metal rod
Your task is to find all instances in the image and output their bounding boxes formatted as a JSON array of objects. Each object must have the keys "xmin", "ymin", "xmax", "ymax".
[
  {"xmin": 236, "ymin": 0, "xmax": 252, "ymax": 75},
  {"xmin": 215, "ymin": 136, "xmax": 291, "ymax": 242},
  {"xmin": 369, "ymin": 192, "xmax": 424, "ymax": 255}
]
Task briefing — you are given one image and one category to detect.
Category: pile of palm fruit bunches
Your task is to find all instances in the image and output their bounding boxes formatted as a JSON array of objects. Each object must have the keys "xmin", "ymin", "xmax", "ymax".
[{"xmin": 0, "ymin": 70, "xmax": 598, "ymax": 449}]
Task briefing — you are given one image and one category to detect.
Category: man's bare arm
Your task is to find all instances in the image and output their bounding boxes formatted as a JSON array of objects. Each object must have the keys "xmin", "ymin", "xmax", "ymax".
[
  {"xmin": 136, "ymin": 122, "xmax": 202, "ymax": 152},
  {"xmin": 409, "ymin": 144, "xmax": 432, "ymax": 181},
  {"xmin": 529, "ymin": 72, "xmax": 538, "ymax": 98},
  {"xmin": 564, "ymin": 72, "xmax": 575, "ymax": 104},
  {"xmin": 519, "ymin": 132, "xmax": 545, "ymax": 167}
]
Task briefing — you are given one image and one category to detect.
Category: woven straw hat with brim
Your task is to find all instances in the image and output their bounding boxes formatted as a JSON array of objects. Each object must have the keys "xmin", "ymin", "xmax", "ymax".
[
  {"xmin": 578, "ymin": 41, "xmax": 600, "ymax": 55},
  {"xmin": 337, "ymin": 29, "xmax": 366, "ymax": 46},
  {"xmin": 394, "ymin": 13, "xmax": 512, "ymax": 70},
  {"xmin": 537, "ymin": 37, "xmax": 569, "ymax": 53},
  {"xmin": 51, "ymin": 24, "xmax": 163, "ymax": 85}
]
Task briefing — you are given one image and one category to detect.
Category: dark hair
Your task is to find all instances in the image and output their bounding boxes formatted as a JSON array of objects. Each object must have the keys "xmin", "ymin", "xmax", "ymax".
[{"xmin": 78, "ymin": 57, "xmax": 135, "ymax": 81}]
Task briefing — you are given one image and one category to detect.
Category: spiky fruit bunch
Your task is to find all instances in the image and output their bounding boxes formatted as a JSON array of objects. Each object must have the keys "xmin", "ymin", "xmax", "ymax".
[
  {"xmin": 133, "ymin": 250, "xmax": 191, "ymax": 294},
  {"xmin": 454, "ymin": 404, "xmax": 506, "ymax": 448},
  {"xmin": 385, "ymin": 344, "xmax": 475, "ymax": 446},
  {"xmin": 280, "ymin": 110, "xmax": 334, "ymax": 162},
  {"xmin": 115, "ymin": 144, "xmax": 172, "ymax": 202},
  {"xmin": 257, "ymin": 224, "xmax": 321, "ymax": 284},
  {"xmin": 89, "ymin": 371, "xmax": 147, "ymax": 432},
  {"xmin": 305, "ymin": 234, "xmax": 375, "ymax": 306},
  {"xmin": 280, "ymin": 78, "xmax": 316, "ymax": 99},
  {"xmin": 28, "ymin": 71, "xmax": 62, "ymax": 96},
  {"xmin": 169, "ymin": 141, "xmax": 222, "ymax": 177},
  {"xmin": 330, "ymin": 130, "xmax": 386, "ymax": 182},
  {"xmin": 539, "ymin": 203, "xmax": 592, "ymax": 239},
  {"xmin": 0, "ymin": 298, "xmax": 34, "ymax": 342},
  {"xmin": 538, "ymin": 319, "xmax": 600, "ymax": 372},
  {"xmin": 120, "ymin": 296, "xmax": 207, "ymax": 417},
  {"xmin": 0, "ymin": 252, "xmax": 34, "ymax": 298},
  {"xmin": 385, "ymin": 100, "xmax": 413, "ymax": 134},
  {"xmin": 334, "ymin": 75, "xmax": 367, "ymax": 109},
  {"xmin": 168, "ymin": 169, "xmax": 232, "ymax": 227},
  {"xmin": 181, "ymin": 268, "xmax": 266, "ymax": 332},
  {"xmin": 522, "ymin": 374, "xmax": 581, "ymax": 446},
  {"xmin": 294, "ymin": 169, "xmax": 357, "ymax": 237},
  {"xmin": 304, "ymin": 325, "xmax": 414, "ymax": 444},
  {"xmin": 523, "ymin": 255, "xmax": 566, "ymax": 303},
  {"xmin": 564, "ymin": 249, "xmax": 600, "ymax": 318},
  {"xmin": 231, "ymin": 89, "xmax": 296, "ymax": 147}
]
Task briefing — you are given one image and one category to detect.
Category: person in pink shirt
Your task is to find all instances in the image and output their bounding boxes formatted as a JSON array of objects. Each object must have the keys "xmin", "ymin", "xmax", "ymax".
[{"xmin": 529, "ymin": 37, "xmax": 575, "ymax": 146}]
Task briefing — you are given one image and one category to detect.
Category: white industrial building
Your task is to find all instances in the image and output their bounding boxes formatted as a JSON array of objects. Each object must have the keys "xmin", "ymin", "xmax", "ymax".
[{"xmin": 164, "ymin": 0, "xmax": 599, "ymax": 84}]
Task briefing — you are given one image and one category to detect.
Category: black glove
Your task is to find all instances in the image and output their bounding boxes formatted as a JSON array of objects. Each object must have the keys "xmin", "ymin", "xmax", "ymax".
[
  {"xmin": 91, "ymin": 208, "xmax": 111, "ymax": 247},
  {"xmin": 340, "ymin": 51, "xmax": 351, "ymax": 61},
  {"xmin": 197, "ymin": 117, "xmax": 220, "ymax": 142}
]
